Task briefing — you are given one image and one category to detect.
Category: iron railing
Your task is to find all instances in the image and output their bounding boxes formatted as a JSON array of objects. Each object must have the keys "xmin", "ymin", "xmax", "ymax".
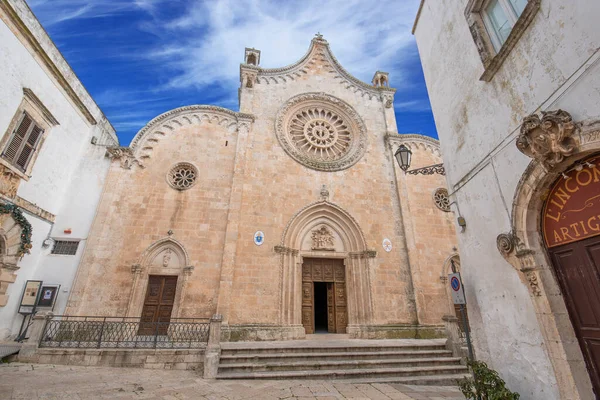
[{"xmin": 39, "ymin": 316, "xmax": 210, "ymax": 349}]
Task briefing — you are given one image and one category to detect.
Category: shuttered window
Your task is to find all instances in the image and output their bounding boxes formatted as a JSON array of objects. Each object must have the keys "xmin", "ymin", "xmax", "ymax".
[{"xmin": 2, "ymin": 112, "xmax": 44, "ymax": 172}]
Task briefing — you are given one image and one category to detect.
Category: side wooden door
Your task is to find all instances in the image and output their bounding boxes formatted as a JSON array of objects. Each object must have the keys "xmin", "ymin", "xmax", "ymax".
[
  {"xmin": 139, "ymin": 275, "xmax": 178, "ymax": 335},
  {"xmin": 550, "ymin": 235, "xmax": 600, "ymax": 394}
]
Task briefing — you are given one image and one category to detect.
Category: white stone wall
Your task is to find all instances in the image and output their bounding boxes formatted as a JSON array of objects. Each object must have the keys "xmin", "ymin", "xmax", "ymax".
[
  {"xmin": 414, "ymin": 1, "xmax": 600, "ymax": 399},
  {"xmin": 0, "ymin": 0, "xmax": 117, "ymax": 339}
]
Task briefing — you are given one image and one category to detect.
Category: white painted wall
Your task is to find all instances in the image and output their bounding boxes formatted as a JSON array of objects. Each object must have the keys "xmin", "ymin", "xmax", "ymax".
[
  {"xmin": 414, "ymin": 0, "xmax": 600, "ymax": 398},
  {"xmin": 0, "ymin": 1, "xmax": 117, "ymax": 339}
]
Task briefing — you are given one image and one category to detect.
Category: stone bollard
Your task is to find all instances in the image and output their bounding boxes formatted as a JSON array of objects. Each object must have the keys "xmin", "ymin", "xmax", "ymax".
[
  {"xmin": 203, "ymin": 314, "xmax": 222, "ymax": 379},
  {"xmin": 18, "ymin": 311, "xmax": 53, "ymax": 362}
]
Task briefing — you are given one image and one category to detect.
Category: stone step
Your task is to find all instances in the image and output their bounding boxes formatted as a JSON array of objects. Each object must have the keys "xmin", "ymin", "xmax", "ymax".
[
  {"xmin": 218, "ymin": 356, "xmax": 463, "ymax": 373},
  {"xmin": 219, "ymin": 349, "xmax": 453, "ymax": 364},
  {"xmin": 341, "ymin": 373, "xmax": 472, "ymax": 386},
  {"xmin": 216, "ymin": 365, "xmax": 469, "ymax": 380},
  {"xmin": 220, "ymin": 344, "xmax": 447, "ymax": 356}
]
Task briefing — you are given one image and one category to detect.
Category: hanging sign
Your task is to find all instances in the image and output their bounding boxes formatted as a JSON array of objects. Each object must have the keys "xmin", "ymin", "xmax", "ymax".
[
  {"xmin": 253, "ymin": 231, "xmax": 265, "ymax": 246},
  {"xmin": 449, "ymin": 272, "xmax": 466, "ymax": 305},
  {"xmin": 543, "ymin": 155, "xmax": 600, "ymax": 248},
  {"xmin": 382, "ymin": 238, "xmax": 392, "ymax": 252}
]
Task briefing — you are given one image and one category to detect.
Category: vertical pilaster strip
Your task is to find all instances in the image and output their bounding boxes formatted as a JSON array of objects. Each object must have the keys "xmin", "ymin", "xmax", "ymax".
[{"xmin": 215, "ymin": 117, "xmax": 254, "ymax": 324}]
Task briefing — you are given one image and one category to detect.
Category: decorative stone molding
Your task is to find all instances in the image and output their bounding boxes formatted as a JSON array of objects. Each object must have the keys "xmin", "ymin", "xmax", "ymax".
[
  {"xmin": 496, "ymin": 232, "xmax": 518, "ymax": 255},
  {"xmin": 275, "ymin": 93, "xmax": 367, "ymax": 171},
  {"xmin": 311, "ymin": 226, "xmax": 335, "ymax": 251},
  {"xmin": 381, "ymin": 93, "xmax": 394, "ymax": 109},
  {"xmin": 273, "ymin": 245, "xmax": 299, "ymax": 255},
  {"xmin": 465, "ymin": 0, "xmax": 541, "ymax": 82},
  {"xmin": 129, "ymin": 105, "xmax": 255, "ymax": 163},
  {"xmin": 525, "ymin": 270, "xmax": 542, "ymax": 297},
  {"xmin": 0, "ymin": 165, "xmax": 20, "ymax": 199},
  {"xmin": 106, "ymin": 146, "xmax": 143, "ymax": 169},
  {"xmin": 131, "ymin": 264, "xmax": 143, "ymax": 274},
  {"xmin": 516, "ymin": 110, "xmax": 579, "ymax": 169},
  {"xmin": 248, "ymin": 35, "xmax": 396, "ymax": 101},
  {"xmin": 183, "ymin": 265, "xmax": 195, "ymax": 275},
  {"xmin": 240, "ymin": 67, "xmax": 258, "ymax": 89},
  {"xmin": 385, "ymin": 133, "xmax": 442, "ymax": 158},
  {"xmin": 319, "ymin": 185, "xmax": 330, "ymax": 201},
  {"xmin": 349, "ymin": 250, "xmax": 377, "ymax": 259}
]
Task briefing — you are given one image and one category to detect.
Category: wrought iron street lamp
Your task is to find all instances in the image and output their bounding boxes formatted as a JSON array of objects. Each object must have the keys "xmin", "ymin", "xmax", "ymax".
[{"xmin": 394, "ymin": 144, "xmax": 445, "ymax": 175}]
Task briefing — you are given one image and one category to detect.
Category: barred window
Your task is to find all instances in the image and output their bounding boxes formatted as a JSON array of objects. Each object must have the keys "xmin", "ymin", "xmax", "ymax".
[
  {"xmin": 51, "ymin": 240, "xmax": 79, "ymax": 255},
  {"xmin": 2, "ymin": 112, "xmax": 44, "ymax": 172}
]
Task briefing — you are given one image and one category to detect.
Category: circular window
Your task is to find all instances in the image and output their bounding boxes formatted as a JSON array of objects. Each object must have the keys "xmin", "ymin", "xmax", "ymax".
[
  {"xmin": 276, "ymin": 93, "xmax": 367, "ymax": 171},
  {"xmin": 433, "ymin": 188, "xmax": 451, "ymax": 212},
  {"xmin": 167, "ymin": 162, "xmax": 198, "ymax": 190}
]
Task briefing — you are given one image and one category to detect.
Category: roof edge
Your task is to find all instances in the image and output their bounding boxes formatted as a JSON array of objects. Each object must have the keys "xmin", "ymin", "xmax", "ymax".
[{"xmin": 412, "ymin": 0, "xmax": 426, "ymax": 35}]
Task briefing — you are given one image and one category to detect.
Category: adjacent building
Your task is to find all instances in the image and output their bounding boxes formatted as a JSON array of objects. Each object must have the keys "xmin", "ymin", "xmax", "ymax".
[
  {"xmin": 0, "ymin": 0, "xmax": 118, "ymax": 339},
  {"xmin": 65, "ymin": 35, "xmax": 460, "ymax": 342},
  {"xmin": 414, "ymin": 0, "xmax": 600, "ymax": 399}
]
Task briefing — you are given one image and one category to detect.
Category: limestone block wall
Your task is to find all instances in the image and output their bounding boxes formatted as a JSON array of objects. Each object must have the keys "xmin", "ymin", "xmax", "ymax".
[{"xmin": 67, "ymin": 120, "xmax": 239, "ymax": 318}]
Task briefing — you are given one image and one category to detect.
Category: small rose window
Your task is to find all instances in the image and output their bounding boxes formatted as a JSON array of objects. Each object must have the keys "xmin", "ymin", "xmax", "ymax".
[
  {"xmin": 167, "ymin": 162, "xmax": 198, "ymax": 190},
  {"xmin": 433, "ymin": 188, "xmax": 451, "ymax": 212}
]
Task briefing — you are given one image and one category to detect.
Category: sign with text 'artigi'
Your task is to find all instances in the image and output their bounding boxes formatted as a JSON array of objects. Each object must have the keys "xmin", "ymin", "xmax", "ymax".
[{"xmin": 543, "ymin": 155, "xmax": 600, "ymax": 248}]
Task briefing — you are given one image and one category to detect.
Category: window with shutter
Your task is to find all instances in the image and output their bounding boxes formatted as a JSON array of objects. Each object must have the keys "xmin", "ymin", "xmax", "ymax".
[{"xmin": 2, "ymin": 112, "xmax": 45, "ymax": 172}]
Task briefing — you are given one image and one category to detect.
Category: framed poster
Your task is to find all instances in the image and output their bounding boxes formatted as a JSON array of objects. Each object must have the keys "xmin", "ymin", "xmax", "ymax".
[
  {"xmin": 37, "ymin": 284, "xmax": 60, "ymax": 309},
  {"xmin": 18, "ymin": 280, "xmax": 42, "ymax": 314}
]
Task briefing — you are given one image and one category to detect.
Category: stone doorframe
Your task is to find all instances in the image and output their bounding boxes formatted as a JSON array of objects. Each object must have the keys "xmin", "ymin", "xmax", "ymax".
[
  {"xmin": 126, "ymin": 236, "xmax": 194, "ymax": 319},
  {"xmin": 275, "ymin": 200, "xmax": 375, "ymax": 338},
  {"xmin": 497, "ymin": 117, "xmax": 600, "ymax": 399}
]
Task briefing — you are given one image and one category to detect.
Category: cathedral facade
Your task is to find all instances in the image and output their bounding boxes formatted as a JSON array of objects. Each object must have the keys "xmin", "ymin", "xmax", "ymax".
[{"xmin": 66, "ymin": 36, "xmax": 458, "ymax": 341}]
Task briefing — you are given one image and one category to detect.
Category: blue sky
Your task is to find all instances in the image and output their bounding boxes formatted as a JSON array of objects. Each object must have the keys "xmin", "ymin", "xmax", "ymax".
[{"xmin": 28, "ymin": 0, "xmax": 437, "ymax": 145}]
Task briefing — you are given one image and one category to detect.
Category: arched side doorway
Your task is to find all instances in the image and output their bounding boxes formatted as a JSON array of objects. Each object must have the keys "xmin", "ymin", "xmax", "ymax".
[
  {"xmin": 126, "ymin": 236, "xmax": 194, "ymax": 323},
  {"xmin": 499, "ymin": 116, "xmax": 600, "ymax": 399},
  {"xmin": 276, "ymin": 200, "xmax": 374, "ymax": 338}
]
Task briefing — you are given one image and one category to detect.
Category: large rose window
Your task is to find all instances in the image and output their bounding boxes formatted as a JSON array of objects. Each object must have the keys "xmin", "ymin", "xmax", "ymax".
[{"xmin": 276, "ymin": 93, "xmax": 367, "ymax": 171}]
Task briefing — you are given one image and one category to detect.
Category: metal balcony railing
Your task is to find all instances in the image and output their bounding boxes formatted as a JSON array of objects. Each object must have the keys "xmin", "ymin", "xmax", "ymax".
[{"xmin": 39, "ymin": 316, "xmax": 210, "ymax": 349}]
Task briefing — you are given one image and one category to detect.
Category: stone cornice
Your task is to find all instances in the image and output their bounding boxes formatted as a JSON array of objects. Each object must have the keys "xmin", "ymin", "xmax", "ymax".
[
  {"xmin": 125, "ymin": 105, "xmax": 255, "ymax": 165},
  {"xmin": 0, "ymin": 0, "xmax": 117, "ymax": 143},
  {"xmin": 249, "ymin": 37, "xmax": 396, "ymax": 100}
]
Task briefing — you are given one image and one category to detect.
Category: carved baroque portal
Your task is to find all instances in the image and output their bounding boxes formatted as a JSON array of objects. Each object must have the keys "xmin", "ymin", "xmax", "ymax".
[
  {"xmin": 276, "ymin": 93, "xmax": 367, "ymax": 171},
  {"xmin": 311, "ymin": 225, "xmax": 335, "ymax": 251},
  {"xmin": 516, "ymin": 109, "xmax": 578, "ymax": 169}
]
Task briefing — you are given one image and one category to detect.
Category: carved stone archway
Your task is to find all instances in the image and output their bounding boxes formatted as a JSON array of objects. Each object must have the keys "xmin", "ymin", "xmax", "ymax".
[
  {"xmin": 0, "ymin": 214, "xmax": 28, "ymax": 307},
  {"xmin": 497, "ymin": 114, "xmax": 600, "ymax": 399},
  {"xmin": 126, "ymin": 236, "xmax": 194, "ymax": 318},
  {"xmin": 276, "ymin": 200, "xmax": 375, "ymax": 338}
]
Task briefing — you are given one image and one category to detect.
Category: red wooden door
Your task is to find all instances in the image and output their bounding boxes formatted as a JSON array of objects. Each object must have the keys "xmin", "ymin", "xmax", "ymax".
[
  {"xmin": 550, "ymin": 235, "xmax": 600, "ymax": 394},
  {"xmin": 139, "ymin": 275, "xmax": 178, "ymax": 335}
]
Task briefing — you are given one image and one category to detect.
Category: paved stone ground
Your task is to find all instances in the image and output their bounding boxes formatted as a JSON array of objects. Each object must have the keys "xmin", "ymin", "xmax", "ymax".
[{"xmin": 0, "ymin": 363, "xmax": 465, "ymax": 399}]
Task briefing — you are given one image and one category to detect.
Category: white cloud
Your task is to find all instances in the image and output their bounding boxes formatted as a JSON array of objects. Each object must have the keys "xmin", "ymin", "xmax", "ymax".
[{"xmin": 143, "ymin": 0, "xmax": 421, "ymax": 95}]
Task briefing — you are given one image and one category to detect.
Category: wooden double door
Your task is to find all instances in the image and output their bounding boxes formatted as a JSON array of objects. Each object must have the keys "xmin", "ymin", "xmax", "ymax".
[
  {"xmin": 302, "ymin": 258, "xmax": 347, "ymax": 334},
  {"xmin": 549, "ymin": 235, "xmax": 600, "ymax": 394},
  {"xmin": 139, "ymin": 275, "xmax": 178, "ymax": 335}
]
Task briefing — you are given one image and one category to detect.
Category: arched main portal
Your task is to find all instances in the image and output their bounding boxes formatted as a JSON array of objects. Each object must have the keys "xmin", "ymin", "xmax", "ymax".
[{"xmin": 277, "ymin": 200, "xmax": 374, "ymax": 337}]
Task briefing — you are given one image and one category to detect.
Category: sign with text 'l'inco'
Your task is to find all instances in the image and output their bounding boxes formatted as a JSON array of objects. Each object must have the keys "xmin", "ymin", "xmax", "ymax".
[
  {"xmin": 543, "ymin": 155, "xmax": 600, "ymax": 248},
  {"xmin": 449, "ymin": 273, "xmax": 466, "ymax": 305}
]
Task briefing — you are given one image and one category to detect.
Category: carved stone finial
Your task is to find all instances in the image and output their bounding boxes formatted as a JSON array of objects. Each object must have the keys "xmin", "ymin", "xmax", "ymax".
[
  {"xmin": 311, "ymin": 225, "xmax": 335, "ymax": 251},
  {"xmin": 372, "ymin": 71, "xmax": 390, "ymax": 88},
  {"xmin": 320, "ymin": 185, "xmax": 329, "ymax": 201},
  {"xmin": 315, "ymin": 32, "xmax": 324, "ymax": 40},
  {"xmin": 106, "ymin": 146, "xmax": 142, "ymax": 169},
  {"xmin": 167, "ymin": 230, "xmax": 174, "ymax": 236},
  {"xmin": 244, "ymin": 47, "xmax": 261, "ymax": 66},
  {"xmin": 516, "ymin": 109, "xmax": 578, "ymax": 169}
]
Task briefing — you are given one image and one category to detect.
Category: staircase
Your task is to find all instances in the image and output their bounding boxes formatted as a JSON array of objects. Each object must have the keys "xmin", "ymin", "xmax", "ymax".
[{"xmin": 216, "ymin": 338, "xmax": 469, "ymax": 385}]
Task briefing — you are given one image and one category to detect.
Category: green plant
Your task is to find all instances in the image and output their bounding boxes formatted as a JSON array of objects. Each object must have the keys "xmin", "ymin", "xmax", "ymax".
[{"xmin": 458, "ymin": 360, "xmax": 520, "ymax": 400}]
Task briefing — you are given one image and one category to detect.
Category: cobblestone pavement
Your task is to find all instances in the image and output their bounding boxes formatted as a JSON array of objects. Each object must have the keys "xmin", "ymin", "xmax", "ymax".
[{"xmin": 0, "ymin": 363, "xmax": 465, "ymax": 399}]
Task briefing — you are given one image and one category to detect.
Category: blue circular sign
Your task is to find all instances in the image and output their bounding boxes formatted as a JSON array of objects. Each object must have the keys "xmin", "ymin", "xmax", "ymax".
[{"xmin": 451, "ymin": 276, "xmax": 461, "ymax": 291}]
